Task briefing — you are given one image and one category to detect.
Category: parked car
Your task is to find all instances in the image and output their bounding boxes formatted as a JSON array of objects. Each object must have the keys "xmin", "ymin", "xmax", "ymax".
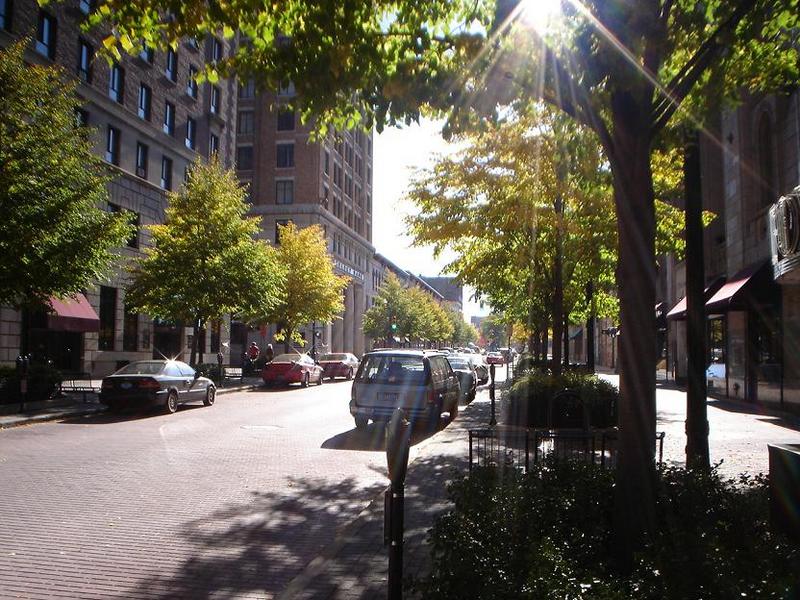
[
  {"xmin": 447, "ymin": 356, "xmax": 477, "ymax": 402},
  {"xmin": 99, "ymin": 359, "xmax": 215, "ymax": 414},
  {"xmin": 465, "ymin": 354, "xmax": 489, "ymax": 384},
  {"xmin": 350, "ymin": 350, "xmax": 461, "ymax": 429},
  {"xmin": 262, "ymin": 353, "xmax": 324, "ymax": 387},
  {"xmin": 318, "ymin": 352, "xmax": 360, "ymax": 380},
  {"xmin": 486, "ymin": 351, "xmax": 505, "ymax": 365}
]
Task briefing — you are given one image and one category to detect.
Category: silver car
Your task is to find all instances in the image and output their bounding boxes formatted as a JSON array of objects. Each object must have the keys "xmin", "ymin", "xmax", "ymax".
[
  {"xmin": 100, "ymin": 359, "xmax": 216, "ymax": 414},
  {"xmin": 350, "ymin": 350, "xmax": 461, "ymax": 429}
]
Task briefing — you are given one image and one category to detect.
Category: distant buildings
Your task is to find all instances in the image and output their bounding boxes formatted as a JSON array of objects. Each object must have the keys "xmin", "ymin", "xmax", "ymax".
[{"xmin": 419, "ymin": 276, "xmax": 463, "ymax": 313}]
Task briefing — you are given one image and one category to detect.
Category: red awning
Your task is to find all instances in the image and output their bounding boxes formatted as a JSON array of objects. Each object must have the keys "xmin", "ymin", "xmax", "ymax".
[
  {"xmin": 48, "ymin": 294, "xmax": 100, "ymax": 332},
  {"xmin": 705, "ymin": 261, "xmax": 771, "ymax": 313},
  {"xmin": 666, "ymin": 277, "xmax": 726, "ymax": 320}
]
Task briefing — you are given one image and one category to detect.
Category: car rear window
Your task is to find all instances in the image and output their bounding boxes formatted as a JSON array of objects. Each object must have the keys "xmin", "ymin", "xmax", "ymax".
[
  {"xmin": 114, "ymin": 362, "xmax": 164, "ymax": 375},
  {"xmin": 273, "ymin": 354, "xmax": 301, "ymax": 362},
  {"xmin": 356, "ymin": 355, "xmax": 428, "ymax": 385},
  {"xmin": 448, "ymin": 359, "xmax": 470, "ymax": 369},
  {"xmin": 320, "ymin": 354, "xmax": 347, "ymax": 361}
]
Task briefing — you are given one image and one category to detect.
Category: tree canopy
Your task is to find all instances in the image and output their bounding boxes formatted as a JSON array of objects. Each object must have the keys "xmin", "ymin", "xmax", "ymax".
[
  {"xmin": 0, "ymin": 39, "xmax": 132, "ymax": 308},
  {"xmin": 125, "ymin": 158, "xmax": 283, "ymax": 364},
  {"xmin": 257, "ymin": 222, "xmax": 349, "ymax": 350}
]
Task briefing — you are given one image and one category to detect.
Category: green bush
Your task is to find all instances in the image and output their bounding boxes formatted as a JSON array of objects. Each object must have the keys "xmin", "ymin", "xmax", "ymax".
[
  {"xmin": 194, "ymin": 362, "xmax": 220, "ymax": 380},
  {"xmin": 506, "ymin": 371, "xmax": 618, "ymax": 428},
  {"xmin": 414, "ymin": 461, "xmax": 800, "ymax": 599},
  {"xmin": 0, "ymin": 362, "xmax": 62, "ymax": 404}
]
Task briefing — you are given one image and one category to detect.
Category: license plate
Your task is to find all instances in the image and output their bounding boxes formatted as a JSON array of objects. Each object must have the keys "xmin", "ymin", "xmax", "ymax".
[
  {"xmin": 382, "ymin": 393, "xmax": 399, "ymax": 403},
  {"xmin": 120, "ymin": 382, "xmax": 133, "ymax": 390}
]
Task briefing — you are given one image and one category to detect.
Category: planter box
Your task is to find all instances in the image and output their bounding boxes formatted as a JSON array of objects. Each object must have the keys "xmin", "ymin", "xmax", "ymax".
[{"xmin": 768, "ymin": 443, "xmax": 800, "ymax": 540}]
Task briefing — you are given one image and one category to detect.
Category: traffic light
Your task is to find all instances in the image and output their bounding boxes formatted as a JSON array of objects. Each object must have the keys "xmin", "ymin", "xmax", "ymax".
[{"xmin": 391, "ymin": 321, "xmax": 397, "ymax": 332}]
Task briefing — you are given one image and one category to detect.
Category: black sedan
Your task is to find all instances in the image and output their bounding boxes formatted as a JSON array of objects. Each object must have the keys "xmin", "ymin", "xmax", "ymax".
[
  {"xmin": 446, "ymin": 356, "xmax": 477, "ymax": 403},
  {"xmin": 100, "ymin": 360, "xmax": 216, "ymax": 414}
]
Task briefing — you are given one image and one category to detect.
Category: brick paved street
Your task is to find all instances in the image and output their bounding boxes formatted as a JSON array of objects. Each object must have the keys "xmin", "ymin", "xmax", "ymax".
[{"xmin": 0, "ymin": 379, "xmax": 449, "ymax": 599}]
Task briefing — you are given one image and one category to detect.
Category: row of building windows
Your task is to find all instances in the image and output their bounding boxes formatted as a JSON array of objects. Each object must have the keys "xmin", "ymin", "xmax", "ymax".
[{"xmin": 101, "ymin": 123, "xmax": 182, "ymax": 190}]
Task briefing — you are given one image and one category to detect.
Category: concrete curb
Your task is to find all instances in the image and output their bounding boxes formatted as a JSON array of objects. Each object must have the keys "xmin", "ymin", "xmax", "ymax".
[{"xmin": 0, "ymin": 384, "xmax": 260, "ymax": 430}]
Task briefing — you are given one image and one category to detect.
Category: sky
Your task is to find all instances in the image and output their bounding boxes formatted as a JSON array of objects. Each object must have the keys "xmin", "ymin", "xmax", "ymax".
[{"xmin": 372, "ymin": 118, "xmax": 490, "ymax": 321}]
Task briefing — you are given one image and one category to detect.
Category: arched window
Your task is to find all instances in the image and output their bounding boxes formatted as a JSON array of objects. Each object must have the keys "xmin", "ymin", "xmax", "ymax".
[{"xmin": 757, "ymin": 112, "xmax": 776, "ymax": 209}]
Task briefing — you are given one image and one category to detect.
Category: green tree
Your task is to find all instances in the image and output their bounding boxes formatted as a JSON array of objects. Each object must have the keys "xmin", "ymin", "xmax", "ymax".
[
  {"xmin": 0, "ymin": 39, "xmax": 131, "ymax": 308},
  {"xmin": 126, "ymin": 158, "xmax": 283, "ymax": 365},
  {"xmin": 481, "ymin": 313, "xmax": 509, "ymax": 349},
  {"xmin": 363, "ymin": 272, "xmax": 410, "ymax": 346},
  {"xmin": 260, "ymin": 223, "xmax": 349, "ymax": 352}
]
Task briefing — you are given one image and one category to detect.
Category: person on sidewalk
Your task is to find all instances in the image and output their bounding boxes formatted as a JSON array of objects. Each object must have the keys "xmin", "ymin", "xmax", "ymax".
[{"xmin": 264, "ymin": 343, "xmax": 274, "ymax": 363}]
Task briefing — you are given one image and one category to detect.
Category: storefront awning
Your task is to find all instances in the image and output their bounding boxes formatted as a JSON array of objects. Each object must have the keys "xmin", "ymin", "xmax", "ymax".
[
  {"xmin": 666, "ymin": 277, "xmax": 726, "ymax": 320},
  {"xmin": 705, "ymin": 260, "xmax": 773, "ymax": 313},
  {"xmin": 48, "ymin": 294, "xmax": 100, "ymax": 332}
]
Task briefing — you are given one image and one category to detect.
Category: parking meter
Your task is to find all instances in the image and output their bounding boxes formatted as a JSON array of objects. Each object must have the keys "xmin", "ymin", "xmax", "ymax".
[{"xmin": 385, "ymin": 408, "xmax": 409, "ymax": 600}]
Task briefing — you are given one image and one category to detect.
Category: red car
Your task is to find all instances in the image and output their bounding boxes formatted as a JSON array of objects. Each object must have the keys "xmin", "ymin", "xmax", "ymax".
[
  {"xmin": 485, "ymin": 352, "xmax": 505, "ymax": 365},
  {"xmin": 318, "ymin": 352, "xmax": 360, "ymax": 380},
  {"xmin": 262, "ymin": 353, "xmax": 324, "ymax": 387}
]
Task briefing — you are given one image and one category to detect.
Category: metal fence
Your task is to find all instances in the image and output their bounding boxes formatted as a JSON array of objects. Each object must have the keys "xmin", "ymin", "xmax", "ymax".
[{"xmin": 468, "ymin": 427, "xmax": 665, "ymax": 473}]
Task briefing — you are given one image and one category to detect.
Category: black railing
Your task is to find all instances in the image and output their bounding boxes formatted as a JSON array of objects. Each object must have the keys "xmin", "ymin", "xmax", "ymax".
[{"xmin": 468, "ymin": 428, "xmax": 665, "ymax": 473}]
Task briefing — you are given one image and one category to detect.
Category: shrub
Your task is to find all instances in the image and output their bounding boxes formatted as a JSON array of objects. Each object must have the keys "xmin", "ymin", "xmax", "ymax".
[
  {"xmin": 415, "ymin": 461, "xmax": 800, "ymax": 599},
  {"xmin": 0, "ymin": 362, "xmax": 62, "ymax": 404},
  {"xmin": 194, "ymin": 362, "xmax": 220, "ymax": 380},
  {"xmin": 505, "ymin": 371, "xmax": 618, "ymax": 428}
]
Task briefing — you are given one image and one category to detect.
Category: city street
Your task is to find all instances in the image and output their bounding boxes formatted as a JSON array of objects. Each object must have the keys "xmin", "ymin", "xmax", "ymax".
[{"xmin": 0, "ymin": 379, "xmax": 456, "ymax": 599}]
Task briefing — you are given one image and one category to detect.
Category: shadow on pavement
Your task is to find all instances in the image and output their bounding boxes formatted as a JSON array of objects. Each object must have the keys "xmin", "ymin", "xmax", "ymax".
[
  {"xmin": 707, "ymin": 398, "xmax": 800, "ymax": 431},
  {"xmin": 321, "ymin": 419, "xmax": 441, "ymax": 452},
  {"xmin": 60, "ymin": 402, "xmax": 207, "ymax": 425}
]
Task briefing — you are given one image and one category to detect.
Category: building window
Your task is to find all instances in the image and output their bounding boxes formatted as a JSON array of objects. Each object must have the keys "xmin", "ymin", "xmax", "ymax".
[
  {"xmin": 160, "ymin": 156, "xmax": 173, "ymax": 190},
  {"xmin": 185, "ymin": 118, "xmax": 196, "ymax": 150},
  {"xmin": 163, "ymin": 101, "xmax": 175, "ymax": 136},
  {"xmin": 75, "ymin": 108, "xmax": 89, "ymax": 128},
  {"xmin": 165, "ymin": 48, "xmax": 178, "ymax": 82},
  {"xmin": 239, "ymin": 78, "xmax": 255, "ymax": 99},
  {"xmin": 123, "ymin": 302, "xmax": 138, "ymax": 351},
  {"xmin": 135, "ymin": 142, "xmax": 148, "ymax": 179},
  {"xmin": 109, "ymin": 63, "xmax": 124, "ymax": 103},
  {"xmin": 77, "ymin": 40, "xmax": 93, "ymax": 82},
  {"xmin": 277, "ymin": 108, "xmax": 295, "ymax": 131},
  {"xmin": 137, "ymin": 83, "xmax": 151, "ymax": 120},
  {"xmin": 186, "ymin": 65, "xmax": 198, "ymax": 98},
  {"xmin": 758, "ymin": 112, "xmax": 776, "ymax": 209},
  {"xmin": 210, "ymin": 85, "xmax": 221, "ymax": 115},
  {"xmin": 345, "ymin": 174, "xmax": 352, "ymax": 197},
  {"xmin": 237, "ymin": 146, "xmax": 253, "ymax": 170},
  {"xmin": 98, "ymin": 286, "xmax": 117, "ymax": 351},
  {"xmin": 105, "ymin": 126, "xmax": 120, "ymax": 165},
  {"xmin": 138, "ymin": 44, "xmax": 153, "ymax": 64},
  {"xmin": 278, "ymin": 81, "xmax": 295, "ymax": 96},
  {"xmin": 0, "ymin": 0, "xmax": 11, "ymax": 30},
  {"xmin": 210, "ymin": 37, "xmax": 223, "ymax": 63},
  {"xmin": 323, "ymin": 185, "xmax": 329, "ymax": 209},
  {"xmin": 277, "ymin": 143, "xmax": 294, "ymax": 168},
  {"xmin": 79, "ymin": 0, "xmax": 93, "ymax": 15},
  {"xmin": 237, "ymin": 111, "xmax": 254, "ymax": 134},
  {"xmin": 324, "ymin": 150, "xmax": 330, "ymax": 175},
  {"xmin": 276, "ymin": 180, "xmax": 294, "ymax": 204},
  {"xmin": 35, "ymin": 11, "xmax": 56, "ymax": 59},
  {"xmin": 275, "ymin": 219, "xmax": 290, "ymax": 244},
  {"xmin": 334, "ymin": 164, "xmax": 341, "ymax": 188},
  {"xmin": 209, "ymin": 133, "xmax": 219, "ymax": 156}
]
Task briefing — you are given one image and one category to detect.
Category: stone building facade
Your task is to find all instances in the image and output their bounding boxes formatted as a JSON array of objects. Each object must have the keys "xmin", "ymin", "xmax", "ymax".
[
  {"xmin": 236, "ymin": 83, "xmax": 375, "ymax": 357},
  {"xmin": 0, "ymin": 0, "xmax": 235, "ymax": 376}
]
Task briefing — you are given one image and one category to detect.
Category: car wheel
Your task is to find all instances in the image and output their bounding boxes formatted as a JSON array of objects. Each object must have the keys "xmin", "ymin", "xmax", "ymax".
[
  {"xmin": 165, "ymin": 390, "xmax": 178, "ymax": 414},
  {"xmin": 346, "ymin": 368, "xmax": 354, "ymax": 380},
  {"xmin": 204, "ymin": 386, "xmax": 216, "ymax": 406},
  {"xmin": 301, "ymin": 373, "xmax": 309, "ymax": 388},
  {"xmin": 448, "ymin": 401, "xmax": 459, "ymax": 423},
  {"xmin": 354, "ymin": 416, "xmax": 368, "ymax": 429},
  {"xmin": 427, "ymin": 401, "xmax": 442, "ymax": 431}
]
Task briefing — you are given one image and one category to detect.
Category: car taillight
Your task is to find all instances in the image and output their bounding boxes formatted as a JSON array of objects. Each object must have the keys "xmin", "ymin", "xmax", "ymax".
[
  {"xmin": 138, "ymin": 378, "xmax": 161, "ymax": 390},
  {"xmin": 101, "ymin": 380, "xmax": 113, "ymax": 390},
  {"xmin": 427, "ymin": 387, "xmax": 436, "ymax": 405}
]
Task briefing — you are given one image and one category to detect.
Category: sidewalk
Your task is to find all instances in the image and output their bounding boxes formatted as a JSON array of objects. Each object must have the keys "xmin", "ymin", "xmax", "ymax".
[
  {"xmin": 0, "ymin": 378, "xmax": 263, "ymax": 429},
  {"xmin": 278, "ymin": 394, "xmax": 497, "ymax": 600}
]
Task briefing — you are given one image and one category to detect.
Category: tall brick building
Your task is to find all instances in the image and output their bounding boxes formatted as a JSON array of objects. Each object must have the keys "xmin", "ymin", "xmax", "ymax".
[
  {"xmin": 236, "ymin": 84, "xmax": 376, "ymax": 356},
  {"xmin": 0, "ymin": 0, "xmax": 235, "ymax": 375}
]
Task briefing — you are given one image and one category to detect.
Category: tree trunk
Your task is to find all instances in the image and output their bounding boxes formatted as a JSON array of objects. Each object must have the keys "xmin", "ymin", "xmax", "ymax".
[
  {"xmin": 563, "ymin": 314, "xmax": 570, "ymax": 367},
  {"xmin": 609, "ymin": 97, "xmax": 658, "ymax": 570},
  {"xmin": 541, "ymin": 329, "xmax": 549, "ymax": 366},
  {"xmin": 530, "ymin": 329, "xmax": 539, "ymax": 356},
  {"xmin": 684, "ymin": 131, "xmax": 710, "ymax": 469},
  {"xmin": 284, "ymin": 327, "xmax": 292, "ymax": 354},
  {"xmin": 551, "ymin": 196, "xmax": 564, "ymax": 376},
  {"xmin": 586, "ymin": 280, "xmax": 596, "ymax": 373}
]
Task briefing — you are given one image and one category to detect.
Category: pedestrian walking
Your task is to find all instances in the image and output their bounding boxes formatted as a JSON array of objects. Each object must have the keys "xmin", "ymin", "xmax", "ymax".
[
  {"xmin": 264, "ymin": 343, "xmax": 274, "ymax": 363},
  {"xmin": 248, "ymin": 342, "xmax": 260, "ymax": 361}
]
